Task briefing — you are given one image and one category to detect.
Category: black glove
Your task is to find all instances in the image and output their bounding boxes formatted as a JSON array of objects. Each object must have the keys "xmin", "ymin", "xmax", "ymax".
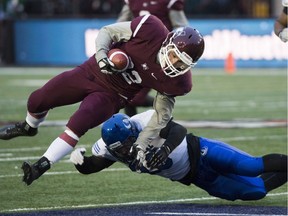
[
  {"xmin": 146, "ymin": 145, "xmax": 171, "ymax": 169},
  {"xmin": 98, "ymin": 57, "xmax": 120, "ymax": 75}
]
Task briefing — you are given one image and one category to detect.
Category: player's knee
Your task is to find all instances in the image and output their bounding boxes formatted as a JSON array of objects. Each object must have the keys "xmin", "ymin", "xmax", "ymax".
[{"xmin": 27, "ymin": 90, "xmax": 47, "ymax": 113}]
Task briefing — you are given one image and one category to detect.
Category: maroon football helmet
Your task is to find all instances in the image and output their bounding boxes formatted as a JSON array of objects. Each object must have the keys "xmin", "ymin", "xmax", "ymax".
[{"xmin": 159, "ymin": 27, "xmax": 205, "ymax": 77}]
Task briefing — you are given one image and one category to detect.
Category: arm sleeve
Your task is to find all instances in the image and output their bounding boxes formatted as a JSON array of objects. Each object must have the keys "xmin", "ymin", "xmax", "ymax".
[
  {"xmin": 117, "ymin": 4, "xmax": 133, "ymax": 22},
  {"xmin": 75, "ymin": 155, "xmax": 115, "ymax": 174},
  {"xmin": 159, "ymin": 120, "xmax": 187, "ymax": 152},
  {"xmin": 169, "ymin": 10, "xmax": 189, "ymax": 29},
  {"xmin": 95, "ymin": 22, "xmax": 133, "ymax": 62},
  {"xmin": 135, "ymin": 92, "xmax": 175, "ymax": 150}
]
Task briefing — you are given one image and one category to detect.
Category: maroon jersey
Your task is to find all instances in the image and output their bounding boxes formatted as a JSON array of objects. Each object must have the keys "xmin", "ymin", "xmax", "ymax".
[
  {"xmin": 84, "ymin": 15, "xmax": 192, "ymax": 101},
  {"xmin": 126, "ymin": 0, "xmax": 185, "ymax": 31}
]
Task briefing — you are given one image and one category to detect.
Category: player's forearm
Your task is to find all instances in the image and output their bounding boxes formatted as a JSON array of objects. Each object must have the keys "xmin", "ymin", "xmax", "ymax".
[
  {"xmin": 135, "ymin": 92, "xmax": 175, "ymax": 149},
  {"xmin": 75, "ymin": 156, "xmax": 114, "ymax": 174},
  {"xmin": 160, "ymin": 120, "xmax": 187, "ymax": 152}
]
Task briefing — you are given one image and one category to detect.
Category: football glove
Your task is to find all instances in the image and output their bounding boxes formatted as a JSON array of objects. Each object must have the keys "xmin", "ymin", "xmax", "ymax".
[
  {"xmin": 129, "ymin": 144, "xmax": 145, "ymax": 173},
  {"xmin": 279, "ymin": 28, "xmax": 288, "ymax": 43},
  {"xmin": 98, "ymin": 57, "xmax": 121, "ymax": 75},
  {"xmin": 146, "ymin": 145, "xmax": 171, "ymax": 169},
  {"xmin": 70, "ymin": 147, "xmax": 86, "ymax": 165}
]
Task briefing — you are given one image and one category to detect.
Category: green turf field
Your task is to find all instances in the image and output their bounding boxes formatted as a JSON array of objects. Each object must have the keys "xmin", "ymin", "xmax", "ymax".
[{"xmin": 0, "ymin": 67, "xmax": 287, "ymax": 213}]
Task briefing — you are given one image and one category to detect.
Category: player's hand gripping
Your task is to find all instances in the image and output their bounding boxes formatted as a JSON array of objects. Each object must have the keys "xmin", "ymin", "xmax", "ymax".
[
  {"xmin": 98, "ymin": 57, "xmax": 121, "ymax": 75},
  {"xmin": 70, "ymin": 148, "xmax": 86, "ymax": 165},
  {"xmin": 279, "ymin": 28, "xmax": 288, "ymax": 43},
  {"xmin": 146, "ymin": 145, "xmax": 171, "ymax": 169},
  {"xmin": 129, "ymin": 144, "xmax": 146, "ymax": 172}
]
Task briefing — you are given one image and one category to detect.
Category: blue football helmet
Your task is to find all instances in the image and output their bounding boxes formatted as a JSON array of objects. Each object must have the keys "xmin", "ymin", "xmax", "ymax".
[{"xmin": 101, "ymin": 113, "xmax": 140, "ymax": 163}]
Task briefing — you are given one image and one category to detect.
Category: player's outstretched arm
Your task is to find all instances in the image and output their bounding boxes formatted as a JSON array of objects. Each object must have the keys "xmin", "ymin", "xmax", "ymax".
[
  {"xmin": 134, "ymin": 92, "xmax": 175, "ymax": 150},
  {"xmin": 70, "ymin": 148, "xmax": 115, "ymax": 174},
  {"xmin": 130, "ymin": 93, "xmax": 175, "ymax": 169}
]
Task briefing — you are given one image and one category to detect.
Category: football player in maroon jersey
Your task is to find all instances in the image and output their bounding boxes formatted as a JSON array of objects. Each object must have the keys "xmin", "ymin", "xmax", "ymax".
[
  {"xmin": 0, "ymin": 15, "xmax": 204, "ymax": 185},
  {"xmin": 117, "ymin": 0, "xmax": 189, "ymax": 116}
]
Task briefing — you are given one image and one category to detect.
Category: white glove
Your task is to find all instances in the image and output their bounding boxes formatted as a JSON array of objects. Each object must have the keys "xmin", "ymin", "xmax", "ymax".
[
  {"xmin": 279, "ymin": 28, "xmax": 288, "ymax": 43},
  {"xmin": 70, "ymin": 148, "xmax": 86, "ymax": 165}
]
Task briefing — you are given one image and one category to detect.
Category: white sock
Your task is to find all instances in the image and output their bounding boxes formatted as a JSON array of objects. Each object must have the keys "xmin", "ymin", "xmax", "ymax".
[
  {"xmin": 25, "ymin": 111, "xmax": 48, "ymax": 128},
  {"xmin": 43, "ymin": 137, "xmax": 76, "ymax": 164}
]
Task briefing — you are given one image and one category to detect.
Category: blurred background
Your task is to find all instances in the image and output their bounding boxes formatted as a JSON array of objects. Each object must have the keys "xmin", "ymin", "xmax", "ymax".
[{"xmin": 0, "ymin": 0, "xmax": 286, "ymax": 68}]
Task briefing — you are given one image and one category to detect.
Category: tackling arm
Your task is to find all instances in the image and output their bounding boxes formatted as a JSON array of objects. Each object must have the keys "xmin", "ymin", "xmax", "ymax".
[
  {"xmin": 75, "ymin": 155, "xmax": 115, "ymax": 174},
  {"xmin": 159, "ymin": 120, "xmax": 187, "ymax": 151},
  {"xmin": 145, "ymin": 120, "xmax": 187, "ymax": 169},
  {"xmin": 70, "ymin": 148, "xmax": 115, "ymax": 174}
]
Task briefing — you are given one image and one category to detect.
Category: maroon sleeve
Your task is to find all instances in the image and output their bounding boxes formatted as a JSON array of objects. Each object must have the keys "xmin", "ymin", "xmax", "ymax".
[{"xmin": 130, "ymin": 15, "xmax": 169, "ymax": 41}]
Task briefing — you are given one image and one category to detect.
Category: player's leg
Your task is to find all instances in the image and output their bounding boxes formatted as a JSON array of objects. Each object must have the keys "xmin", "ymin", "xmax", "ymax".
[
  {"xmin": 22, "ymin": 91, "xmax": 124, "ymax": 185},
  {"xmin": 192, "ymin": 161, "xmax": 267, "ymax": 201},
  {"xmin": 124, "ymin": 88, "xmax": 153, "ymax": 116},
  {"xmin": 0, "ymin": 67, "xmax": 91, "ymax": 140},
  {"xmin": 209, "ymin": 174, "xmax": 267, "ymax": 201},
  {"xmin": 199, "ymin": 137, "xmax": 287, "ymax": 176}
]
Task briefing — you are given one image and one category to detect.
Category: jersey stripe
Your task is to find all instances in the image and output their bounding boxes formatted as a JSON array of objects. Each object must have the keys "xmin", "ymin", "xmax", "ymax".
[
  {"xmin": 133, "ymin": 14, "xmax": 150, "ymax": 38},
  {"xmin": 167, "ymin": 0, "xmax": 178, "ymax": 8}
]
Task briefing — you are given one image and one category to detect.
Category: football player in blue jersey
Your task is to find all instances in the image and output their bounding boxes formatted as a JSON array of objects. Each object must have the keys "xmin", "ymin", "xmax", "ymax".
[{"xmin": 70, "ymin": 110, "xmax": 287, "ymax": 201}]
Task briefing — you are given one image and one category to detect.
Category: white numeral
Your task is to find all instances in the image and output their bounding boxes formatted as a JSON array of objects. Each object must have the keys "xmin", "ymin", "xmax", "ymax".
[{"xmin": 122, "ymin": 70, "xmax": 142, "ymax": 84}]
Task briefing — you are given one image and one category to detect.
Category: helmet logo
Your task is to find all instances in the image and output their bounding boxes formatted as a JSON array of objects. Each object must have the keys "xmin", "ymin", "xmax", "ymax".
[
  {"xmin": 123, "ymin": 119, "xmax": 131, "ymax": 129},
  {"xmin": 177, "ymin": 41, "xmax": 186, "ymax": 49}
]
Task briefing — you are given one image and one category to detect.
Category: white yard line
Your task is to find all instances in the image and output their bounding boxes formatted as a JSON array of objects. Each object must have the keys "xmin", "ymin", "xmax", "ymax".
[{"xmin": 0, "ymin": 167, "xmax": 129, "ymax": 178}]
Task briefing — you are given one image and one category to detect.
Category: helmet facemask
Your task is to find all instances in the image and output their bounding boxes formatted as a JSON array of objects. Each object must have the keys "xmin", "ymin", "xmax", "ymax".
[
  {"xmin": 106, "ymin": 136, "xmax": 137, "ymax": 163},
  {"xmin": 160, "ymin": 31, "xmax": 196, "ymax": 77}
]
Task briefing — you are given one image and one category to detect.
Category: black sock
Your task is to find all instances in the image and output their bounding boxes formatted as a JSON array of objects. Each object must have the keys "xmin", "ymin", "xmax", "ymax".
[
  {"xmin": 262, "ymin": 154, "xmax": 287, "ymax": 172},
  {"xmin": 34, "ymin": 156, "xmax": 51, "ymax": 177},
  {"xmin": 261, "ymin": 172, "xmax": 287, "ymax": 192}
]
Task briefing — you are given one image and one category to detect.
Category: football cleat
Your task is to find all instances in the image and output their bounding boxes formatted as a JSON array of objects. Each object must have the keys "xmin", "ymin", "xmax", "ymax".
[
  {"xmin": 22, "ymin": 157, "xmax": 50, "ymax": 186},
  {"xmin": 0, "ymin": 121, "xmax": 38, "ymax": 140}
]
